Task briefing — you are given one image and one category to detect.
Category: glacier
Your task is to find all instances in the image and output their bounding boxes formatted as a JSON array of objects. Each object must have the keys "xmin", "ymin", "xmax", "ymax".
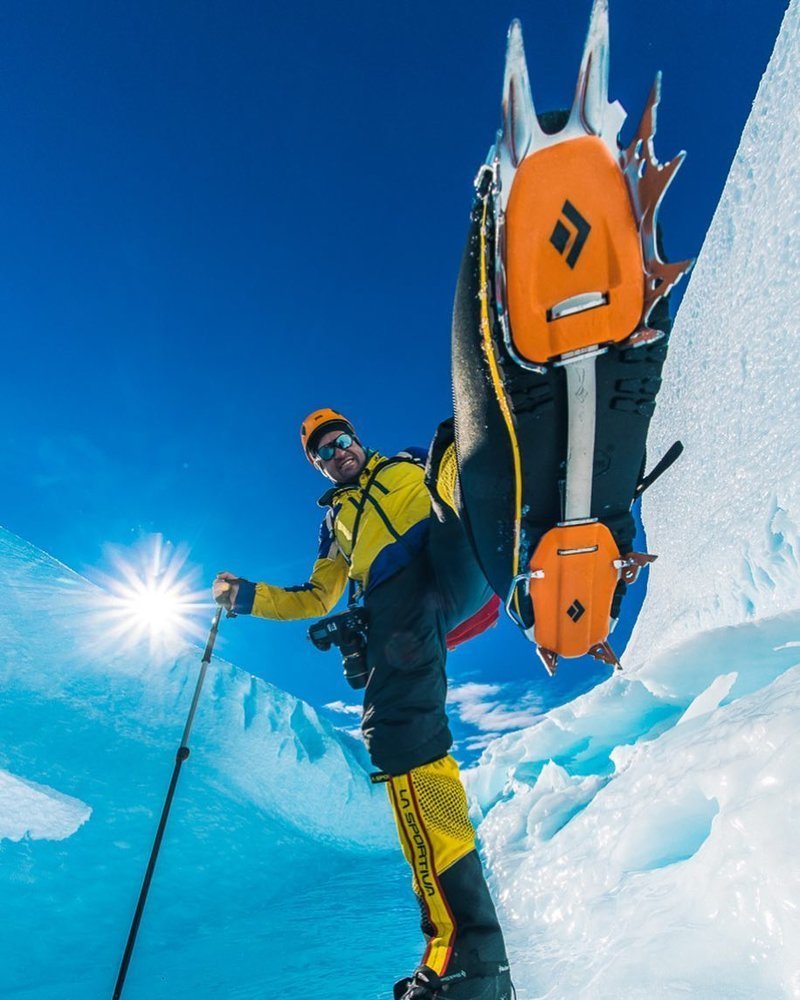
[
  {"xmin": 2, "ymin": 3, "xmax": 798, "ymax": 1000},
  {"xmin": 0, "ymin": 528, "xmax": 419, "ymax": 998},
  {"xmin": 466, "ymin": 3, "xmax": 800, "ymax": 997}
]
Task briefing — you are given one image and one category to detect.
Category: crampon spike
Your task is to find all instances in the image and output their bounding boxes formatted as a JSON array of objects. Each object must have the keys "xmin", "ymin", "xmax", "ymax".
[
  {"xmin": 614, "ymin": 551, "xmax": 657, "ymax": 585},
  {"xmin": 537, "ymin": 647, "xmax": 559, "ymax": 676},
  {"xmin": 570, "ymin": 0, "xmax": 610, "ymax": 135},
  {"xmin": 501, "ymin": 20, "xmax": 541, "ymax": 168},
  {"xmin": 621, "ymin": 74, "xmax": 694, "ymax": 328},
  {"xmin": 590, "ymin": 641, "xmax": 622, "ymax": 669},
  {"xmin": 497, "ymin": 19, "xmax": 546, "ymax": 208}
]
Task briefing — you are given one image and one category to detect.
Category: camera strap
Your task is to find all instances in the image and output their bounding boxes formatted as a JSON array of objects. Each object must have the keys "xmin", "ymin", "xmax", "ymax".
[{"xmin": 347, "ymin": 578, "xmax": 361, "ymax": 607}]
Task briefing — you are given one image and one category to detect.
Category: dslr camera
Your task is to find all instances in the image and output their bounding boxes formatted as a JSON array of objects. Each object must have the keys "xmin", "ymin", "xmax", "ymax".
[{"xmin": 308, "ymin": 606, "xmax": 370, "ymax": 689}]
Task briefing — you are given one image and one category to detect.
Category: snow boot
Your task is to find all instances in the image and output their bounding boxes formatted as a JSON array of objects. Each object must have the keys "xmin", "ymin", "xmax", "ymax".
[
  {"xmin": 451, "ymin": 0, "xmax": 692, "ymax": 675},
  {"xmin": 394, "ymin": 964, "xmax": 515, "ymax": 999}
]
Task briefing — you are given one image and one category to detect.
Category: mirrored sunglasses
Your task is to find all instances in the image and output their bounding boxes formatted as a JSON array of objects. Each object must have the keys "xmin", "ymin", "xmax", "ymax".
[{"xmin": 316, "ymin": 432, "xmax": 355, "ymax": 461}]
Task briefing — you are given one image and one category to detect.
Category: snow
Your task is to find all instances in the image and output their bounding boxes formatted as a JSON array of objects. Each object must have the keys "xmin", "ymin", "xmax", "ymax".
[
  {"xmin": 626, "ymin": 0, "xmax": 800, "ymax": 665},
  {"xmin": 469, "ymin": 614, "xmax": 800, "ymax": 998},
  {"xmin": 0, "ymin": 528, "xmax": 391, "ymax": 852},
  {"xmin": 465, "ymin": 4, "xmax": 800, "ymax": 997},
  {"xmin": 0, "ymin": 769, "xmax": 90, "ymax": 842}
]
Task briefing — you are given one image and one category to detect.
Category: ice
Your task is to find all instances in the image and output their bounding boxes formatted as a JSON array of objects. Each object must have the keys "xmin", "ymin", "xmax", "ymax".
[
  {"xmin": 0, "ymin": 525, "xmax": 415, "ymax": 998},
  {"xmin": 627, "ymin": 0, "xmax": 800, "ymax": 666},
  {"xmin": 0, "ymin": 527, "xmax": 391, "ymax": 851},
  {"xmin": 472, "ymin": 640, "xmax": 800, "ymax": 998},
  {"xmin": 677, "ymin": 671, "xmax": 737, "ymax": 725},
  {"xmin": 0, "ymin": 769, "xmax": 91, "ymax": 842},
  {"xmin": 466, "ymin": 5, "xmax": 800, "ymax": 996}
]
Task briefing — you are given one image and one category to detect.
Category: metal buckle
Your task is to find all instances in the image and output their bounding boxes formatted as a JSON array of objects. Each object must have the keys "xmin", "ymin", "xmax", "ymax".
[{"xmin": 503, "ymin": 569, "xmax": 543, "ymax": 631}]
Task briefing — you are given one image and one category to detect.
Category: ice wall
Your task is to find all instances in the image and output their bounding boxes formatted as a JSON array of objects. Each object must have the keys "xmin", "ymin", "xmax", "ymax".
[
  {"xmin": 0, "ymin": 526, "xmax": 391, "ymax": 850},
  {"xmin": 627, "ymin": 0, "xmax": 800, "ymax": 665}
]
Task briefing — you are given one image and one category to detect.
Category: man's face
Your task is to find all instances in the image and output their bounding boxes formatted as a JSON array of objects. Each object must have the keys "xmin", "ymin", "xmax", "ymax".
[{"xmin": 315, "ymin": 428, "xmax": 367, "ymax": 483}]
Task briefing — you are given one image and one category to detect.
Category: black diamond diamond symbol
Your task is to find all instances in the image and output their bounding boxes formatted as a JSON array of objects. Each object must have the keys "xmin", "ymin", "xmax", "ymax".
[
  {"xmin": 550, "ymin": 220, "xmax": 570, "ymax": 254},
  {"xmin": 549, "ymin": 201, "xmax": 592, "ymax": 269},
  {"xmin": 567, "ymin": 599, "xmax": 586, "ymax": 623}
]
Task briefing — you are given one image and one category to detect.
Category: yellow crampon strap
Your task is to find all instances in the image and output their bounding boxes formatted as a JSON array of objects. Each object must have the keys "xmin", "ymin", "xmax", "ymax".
[{"xmin": 386, "ymin": 755, "xmax": 476, "ymax": 976}]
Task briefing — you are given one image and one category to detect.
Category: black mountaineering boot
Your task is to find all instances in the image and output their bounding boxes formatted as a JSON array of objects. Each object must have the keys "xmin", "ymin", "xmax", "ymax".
[
  {"xmin": 394, "ymin": 966, "xmax": 442, "ymax": 999},
  {"xmin": 394, "ymin": 976, "xmax": 413, "ymax": 1000},
  {"xmin": 394, "ymin": 964, "xmax": 515, "ymax": 1000}
]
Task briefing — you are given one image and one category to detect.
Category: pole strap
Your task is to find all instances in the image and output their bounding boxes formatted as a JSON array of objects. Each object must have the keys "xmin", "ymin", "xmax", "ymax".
[{"xmin": 634, "ymin": 440, "xmax": 684, "ymax": 499}]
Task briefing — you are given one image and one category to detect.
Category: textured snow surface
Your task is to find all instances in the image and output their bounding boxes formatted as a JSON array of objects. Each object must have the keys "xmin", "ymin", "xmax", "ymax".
[
  {"xmin": 627, "ymin": 0, "xmax": 800, "ymax": 665},
  {"xmin": 0, "ymin": 527, "xmax": 390, "ymax": 851},
  {"xmin": 469, "ymin": 615, "xmax": 800, "ymax": 998},
  {"xmin": 0, "ymin": 769, "xmax": 91, "ymax": 842},
  {"xmin": 468, "ymin": 6, "xmax": 800, "ymax": 998}
]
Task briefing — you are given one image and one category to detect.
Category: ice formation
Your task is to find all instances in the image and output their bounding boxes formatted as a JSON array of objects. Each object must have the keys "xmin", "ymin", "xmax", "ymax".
[
  {"xmin": 0, "ymin": 526, "xmax": 410, "ymax": 998},
  {"xmin": 0, "ymin": 769, "xmax": 90, "ymax": 842}
]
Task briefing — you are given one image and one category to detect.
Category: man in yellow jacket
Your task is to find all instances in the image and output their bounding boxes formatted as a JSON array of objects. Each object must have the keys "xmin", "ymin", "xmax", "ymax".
[{"xmin": 214, "ymin": 408, "xmax": 514, "ymax": 1000}]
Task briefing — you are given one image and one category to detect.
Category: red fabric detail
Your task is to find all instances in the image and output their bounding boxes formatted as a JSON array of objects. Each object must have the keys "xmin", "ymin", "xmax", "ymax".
[{"xmin": 446, "ymin": 595, "xmax": 501, "ymax": 651}]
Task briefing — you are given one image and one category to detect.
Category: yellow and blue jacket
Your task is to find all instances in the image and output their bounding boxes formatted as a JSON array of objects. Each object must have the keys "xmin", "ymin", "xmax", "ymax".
[{"xmin": 233, "ymin": 449, "xmax": 432, "ymax": 621}]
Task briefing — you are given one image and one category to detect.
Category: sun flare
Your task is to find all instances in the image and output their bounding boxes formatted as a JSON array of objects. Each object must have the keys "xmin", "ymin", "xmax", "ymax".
[{"xmin": 91, "ymin": 536, "xmax": 209, "ymax": 656}]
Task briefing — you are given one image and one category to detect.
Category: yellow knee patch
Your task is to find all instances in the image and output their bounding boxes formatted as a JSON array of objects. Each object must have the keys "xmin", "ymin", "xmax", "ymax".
[
  {"xmin": 435, "ymin": 443, "xmax": 460, "ymax": 516},
  {"xmin": 408, "ymin": 756, "xmax": 475, "ymax": 867}
]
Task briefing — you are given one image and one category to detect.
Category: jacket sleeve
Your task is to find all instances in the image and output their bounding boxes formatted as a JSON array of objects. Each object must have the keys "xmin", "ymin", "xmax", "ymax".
[{"xmin": 232, "ymin": 512, "xmax": 349, "ymax": 621}]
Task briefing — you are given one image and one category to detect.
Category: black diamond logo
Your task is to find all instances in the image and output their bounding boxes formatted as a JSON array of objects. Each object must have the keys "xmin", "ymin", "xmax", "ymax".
[
  {"xmin": 567, "ymin": 599, "xmax": 586, "ymax": 623},
  {"xmin": 549, "ymin": 200, "xmax": 591, "ymax": 269},
  {"xmin": 550, "ymin": 220, "xmax": 570, "ymax": 254}
]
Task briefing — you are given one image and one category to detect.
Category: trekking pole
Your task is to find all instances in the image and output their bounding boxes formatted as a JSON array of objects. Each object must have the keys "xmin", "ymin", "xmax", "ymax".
[{"xmin": 112, "ymin": 604, "xmax": 224, "ymax": 999}]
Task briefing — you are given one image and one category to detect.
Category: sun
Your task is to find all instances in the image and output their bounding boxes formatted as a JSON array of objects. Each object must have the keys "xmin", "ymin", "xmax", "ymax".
[
  {"xmin": 118, "ymin": 576, "xmax": 190, "ymax": 630},
  {"xmin": 91, "ymin": 535, "xmax": 209, "ymax": 657}
]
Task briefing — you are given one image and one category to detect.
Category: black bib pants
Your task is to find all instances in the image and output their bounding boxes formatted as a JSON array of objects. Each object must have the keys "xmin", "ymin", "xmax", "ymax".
[{"xmin": 362, "ymin": 506, "xmax": 511, "ymax": 990}]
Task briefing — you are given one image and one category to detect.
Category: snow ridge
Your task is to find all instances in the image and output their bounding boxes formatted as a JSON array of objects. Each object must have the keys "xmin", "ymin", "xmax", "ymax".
[
  {"xmin": 0, "ymin": 524, "xmax": 410, "ymax": 998},
  {"xmin": 0, "ymin": 523, "xmax": 392, "ymax": 850}
]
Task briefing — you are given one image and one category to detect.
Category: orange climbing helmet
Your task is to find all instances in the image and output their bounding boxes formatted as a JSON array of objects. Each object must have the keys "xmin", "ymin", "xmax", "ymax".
[{"xmin": 300, "ymin": 408, "xmax": 357, "ymax": 463}]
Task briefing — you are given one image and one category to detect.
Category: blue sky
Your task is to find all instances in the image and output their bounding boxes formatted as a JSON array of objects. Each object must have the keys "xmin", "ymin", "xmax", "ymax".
[{"xmin": 0, "ymin": 0, "xmax": 789, "ymax": 757}]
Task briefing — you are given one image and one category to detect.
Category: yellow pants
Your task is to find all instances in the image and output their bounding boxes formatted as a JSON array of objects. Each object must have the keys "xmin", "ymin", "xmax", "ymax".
[{"xmin": 385, "ymin": 755, "xmax": 506, "ymax": 980}]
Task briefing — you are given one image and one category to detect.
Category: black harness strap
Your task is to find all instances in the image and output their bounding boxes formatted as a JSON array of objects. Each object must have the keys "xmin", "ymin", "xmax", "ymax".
[
  {"xmin": 349, "ymin": 458, "xmax": 399, "ymax": 547},
  {"xmin": 343, "ymin": 455, "xmax": 418, "ymax": 605}
]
